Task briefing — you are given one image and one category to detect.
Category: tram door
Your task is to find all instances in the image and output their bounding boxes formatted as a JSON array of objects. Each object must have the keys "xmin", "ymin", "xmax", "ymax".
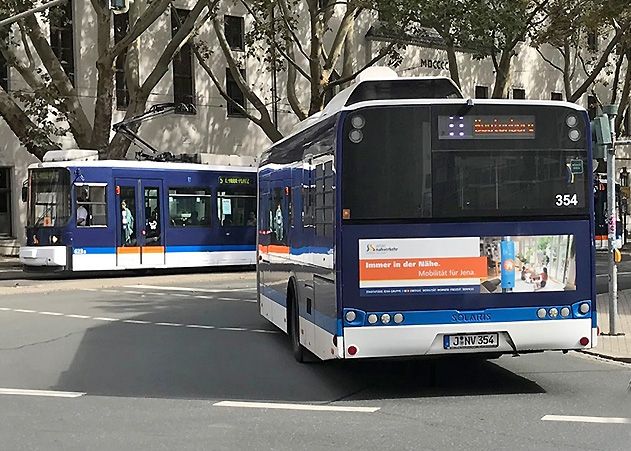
[
  {"xmin": 140, "ymin": 180, "xmax": 165, "ymax": 267},
  {"xmin": 116, "ymin": 179, "xmax": 141, "ymax": 267},
  {"xmin": 115, "ymin": 179, "xmax": 165, "ymax": 268}
]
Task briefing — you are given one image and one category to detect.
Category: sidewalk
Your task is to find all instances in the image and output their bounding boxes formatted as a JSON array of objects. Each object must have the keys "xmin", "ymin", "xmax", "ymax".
[
  {"xmin": 0, "ymin": 256, "xmax": 21, "ymax": 268},
  {"xmin": 585, "ymin": 290, "xmax": 631, "ymax": 363}
]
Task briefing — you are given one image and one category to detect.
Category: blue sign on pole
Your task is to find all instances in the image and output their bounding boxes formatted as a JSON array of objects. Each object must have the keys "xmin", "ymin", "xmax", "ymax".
[{"xmin": 500, "ymin": 240, "xmax": 515, "ymax": 290}]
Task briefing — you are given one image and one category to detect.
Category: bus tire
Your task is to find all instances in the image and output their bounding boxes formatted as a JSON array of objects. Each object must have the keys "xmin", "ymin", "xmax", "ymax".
[{"xmin": 288, "ymin": 288, "xmax": 305, "ymax": 363}]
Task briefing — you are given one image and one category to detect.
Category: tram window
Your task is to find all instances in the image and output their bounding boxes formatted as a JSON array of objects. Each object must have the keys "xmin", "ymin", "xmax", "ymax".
[
  {"xmin": 75, "ymin": 185, "xmax": 107, "ymax": 227},
  {"xmin": 168, "ymin": 187, "xmax": 211, "ymax": 227},
  {"xmin": 217, "ymin": 186, "xmax": 256, "ymax": 227}
]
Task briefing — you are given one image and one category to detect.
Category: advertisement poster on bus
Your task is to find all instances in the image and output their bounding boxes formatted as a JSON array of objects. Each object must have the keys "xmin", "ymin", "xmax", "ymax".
[{"xmin": 358, "ymin": 235, "xmax": 576, "ymax": 296}]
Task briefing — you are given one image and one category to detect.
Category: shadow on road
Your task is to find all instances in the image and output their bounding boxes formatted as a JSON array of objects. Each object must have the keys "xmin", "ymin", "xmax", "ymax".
[{"xmin": 53, "ymin": 291, "xmax": 544, "ymax": 402}]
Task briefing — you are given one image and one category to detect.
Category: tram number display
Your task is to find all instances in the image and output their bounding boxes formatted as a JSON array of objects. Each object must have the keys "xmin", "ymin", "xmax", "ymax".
[
  {"xmin": 443, "ymin": 333, "xmax": 499, "ymax": 349},
  {"xmin": 438, "ymin": 115, "xmax": 536, "ymax": 139},
  {"xmin": 218, "ymin": 176, "xmax": 253, "ymax": 185}
]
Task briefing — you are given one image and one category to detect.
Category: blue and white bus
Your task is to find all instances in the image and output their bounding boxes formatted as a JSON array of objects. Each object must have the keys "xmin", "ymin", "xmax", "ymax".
[
  {"xmin": 20, "ymin": 151, "xmax": 257, "ymax": 272},
  {"xmin": 257, "ymin": 71, "xmax": 596, "ymax": 361}
]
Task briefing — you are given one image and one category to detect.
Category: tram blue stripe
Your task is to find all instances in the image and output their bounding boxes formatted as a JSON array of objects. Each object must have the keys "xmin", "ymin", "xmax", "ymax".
[{"xmin": 165, "ymin": 245, "xmax": 256, "ymax": 253}]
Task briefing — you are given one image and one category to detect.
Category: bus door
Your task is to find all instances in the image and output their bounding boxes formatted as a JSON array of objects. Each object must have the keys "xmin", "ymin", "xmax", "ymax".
[
  {"xmin": 140, "ymin": 180, "xmax": 165, "ymax": 267},
  {"xmin": 115, "ymin": 179, "xmax": 141, "ymax": 267}
]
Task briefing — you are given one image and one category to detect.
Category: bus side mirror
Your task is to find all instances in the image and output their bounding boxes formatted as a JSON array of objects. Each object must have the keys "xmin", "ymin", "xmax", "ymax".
[{"xmin": 21, "ymin": 180, "xmax": 28, "ymax": 202}]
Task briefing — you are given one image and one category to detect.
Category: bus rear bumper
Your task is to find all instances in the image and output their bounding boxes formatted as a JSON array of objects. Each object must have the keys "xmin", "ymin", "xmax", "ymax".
[
  {"xmin": 19, "ymin": 246, "xmax": 67, "ymax": 268},
  {"xmin": 342, "ymin": 318, "xmax": 593, "ymax": 359}
]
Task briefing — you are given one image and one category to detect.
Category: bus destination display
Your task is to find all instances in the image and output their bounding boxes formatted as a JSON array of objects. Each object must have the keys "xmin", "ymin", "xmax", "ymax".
[{"xmin": 438, "ymin": 115, "xmax": 536, "ymax": 140}]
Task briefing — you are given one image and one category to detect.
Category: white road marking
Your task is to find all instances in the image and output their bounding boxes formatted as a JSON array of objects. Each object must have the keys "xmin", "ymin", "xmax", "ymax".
[
  {"xmin": 0, "ymin": 269, "xmax": 21, "ymax": 273},
  {"xmin": 596, "ymin": 272, "xmax": 631, "ymax": 278},
  {"xmin": 194, "ymin": 295, "xmax": 213, "ymax": 299},
  {"xmin": 541, "ymin": 415, "xmax": 631, "ymax": 424},
  {"xmin": 0, "ymin": 307, "xmax": 274, "ymax": 334},
  {"xmin": 213, "ymin": 401, "xmax": 380, "ymax": 413},
  {"xmin": 101, "ymin": 289, "xmax": 118, "ymax": 293},
  {"xmin": 172, "ymin": 294, "xmax": 191, "ymax": 298},
  {"xmin": 122, "ymin": 319, "xmax": 150, "ymax": 324},
  {"xmin": 0, "ymin": 388, "xmax": 85, "ymax": 398},
  {"xmin": 123, "ymin": 290, "xmax": 144, "ymax": 295},
  {"xmin": 127, "ymin": 285, "xmax": 255, "ymax": 293},
  {"xmin": 80, "ymin": 288, "xmax": 99, "ymax": 292},
  {"xmin": 149, "ymin": 292, "xmax": 166, "ymax": 296}
]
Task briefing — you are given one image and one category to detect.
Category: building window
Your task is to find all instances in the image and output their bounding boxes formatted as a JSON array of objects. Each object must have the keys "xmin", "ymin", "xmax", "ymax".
[
  {"xmin": 551, "ymin": 92, "xmax": 563, "ymax": 101},
  {"xmin": 75, "ymin": 185, "xmax": 107, "ymax": 227},
  {"xmin": 475, "ymin": 85, "xmax": 488, "ymax": 99},
  {"xmin": 226, "ymin": 68, "xmax": 247, "ymax": 117},
  {"xmin": 512, "ymin": 88, "xmax": 526, "ymax": 100},
  {"xmin": 224, "ymin": 15, "xmax": 244, "ymax": 51},
  {"xmin": 50, "ymin": 0, "xmax": 75, "ymax": 85},
  {"xmin": 587, "ymin": 95, "xmax": 598, "ymax": 120},
  {"xmin": 624, "ymin": 106, "xmax": 631, "ymax": 137},
  {"xmin": 114, "ymin": 13, "xmax": 129, "ymax": 110},
  {"xmin": 171, "ymin": 8, "xmax": 196, "ymax": 109},
  {"xmin": 168, "ymin": 188, "xmax": 211, "ymax": 227},
  {"xmin": 216, "ymin": 186, "xmax": 256, "ymax": 227},
  {"xmin": 587, "ymin": 31, "xmax": 599, "ymax": 52},
  {"xmin": 0, "ymin": 52, "xmax": 8, "ymax": 91},
  {"xmin": 0, "ymin": 168, "xmax": 11, "ymax": 237}
]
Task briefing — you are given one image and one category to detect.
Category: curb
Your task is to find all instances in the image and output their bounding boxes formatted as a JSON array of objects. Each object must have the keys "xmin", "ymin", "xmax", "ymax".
[{"xmin": 581, "ymin": 349, "xmax": 631, "ymax": 364}]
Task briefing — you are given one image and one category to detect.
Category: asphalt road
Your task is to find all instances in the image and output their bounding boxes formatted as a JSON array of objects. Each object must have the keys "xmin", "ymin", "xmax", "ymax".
[{"xmin": 0, "ymin": 273, "xmax": 630, "ymax": 450}]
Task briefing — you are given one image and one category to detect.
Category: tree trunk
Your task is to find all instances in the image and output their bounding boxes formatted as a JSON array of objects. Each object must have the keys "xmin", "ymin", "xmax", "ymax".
[
  {"xmin": 491, "ymin": 49, "xmax": 512, "ymax": 99},
  {"xmin": 615, "ymin": 50, "xmax": 631, "ymax": 135},
  {"xmin": 446, "ymin": 44, "xmax": 460, "ymax": 89},
  {"xmin": 307, "ymin": 0, "xmax": 324, "ymax": 115},
  {"xmin": 90, "ymin": 8, "xmax": 115, "ymax": 151},
  {"xmin": 0, "ymin": 89, "xmax": 59, "ymax": 160}
]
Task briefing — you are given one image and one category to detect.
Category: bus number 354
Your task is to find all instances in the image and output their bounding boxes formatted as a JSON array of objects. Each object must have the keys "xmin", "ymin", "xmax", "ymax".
[{"xmin": 555, "ymin": 193, "xmax": 578, "ymax": 206}]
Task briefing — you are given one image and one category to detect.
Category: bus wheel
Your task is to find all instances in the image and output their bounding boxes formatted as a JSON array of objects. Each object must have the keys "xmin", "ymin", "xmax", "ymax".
[{"xmin": 289, "ymin": 291, "xmax": 305, "ymax": 363}]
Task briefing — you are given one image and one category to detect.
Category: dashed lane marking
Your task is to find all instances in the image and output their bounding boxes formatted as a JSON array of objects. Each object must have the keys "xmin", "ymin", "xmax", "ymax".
[
  {"xmin": 542, "ymin": 415, "xmax": 631, "ymax": 424},
  {"xmin": 79, "ymin": 288, "xmax": 256, "ymax": 303},
  {"xmin": 1, "ymin": 307, "xmax": 278, "ymax": 334},
  {"xmin": 213, "ymin": 401, "xmax": 380, "ymax": 413},
  {"xmin": 0, "ymin": 388, "xmax": 85, "ymax": 398},
  {"xmin": 126, "ymin": 285, "xmax": 256, "ymax": 293}
]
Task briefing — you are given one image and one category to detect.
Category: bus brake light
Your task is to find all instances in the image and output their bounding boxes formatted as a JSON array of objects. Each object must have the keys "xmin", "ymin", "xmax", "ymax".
[{"xmin": 347, "ymin": 345, "xmax": 357, "ymax": 356}]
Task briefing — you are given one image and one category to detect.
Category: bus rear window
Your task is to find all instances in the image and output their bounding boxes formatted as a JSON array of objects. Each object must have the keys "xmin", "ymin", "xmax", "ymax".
[{"xmin": 341, "ymin": 105, "xmax": 590, "ymax": 220}]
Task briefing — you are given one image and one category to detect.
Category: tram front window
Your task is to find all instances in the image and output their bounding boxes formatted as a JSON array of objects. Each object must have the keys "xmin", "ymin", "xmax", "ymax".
[{"xmin": 28, "ymin": 169, "xmax": 71, "ymax": 227}]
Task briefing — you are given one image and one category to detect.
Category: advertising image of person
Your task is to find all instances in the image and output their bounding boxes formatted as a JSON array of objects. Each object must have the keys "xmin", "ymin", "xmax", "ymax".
[{"xmin": 121, "ymin": 200, "xmax": 134, "ymax": 245}]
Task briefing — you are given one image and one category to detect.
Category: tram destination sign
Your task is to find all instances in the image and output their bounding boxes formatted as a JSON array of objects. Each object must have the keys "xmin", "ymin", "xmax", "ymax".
[{"xmin": 218, "ymin": 176, "xmax": 253, "ymax": 185}]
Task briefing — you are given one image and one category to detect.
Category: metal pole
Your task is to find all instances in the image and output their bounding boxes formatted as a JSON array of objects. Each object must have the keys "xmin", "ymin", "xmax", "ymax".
[
  {"xmin": 604, "ymin": 104, "xmax": 621, "ymax": 335},
  {"xmin": 0, "ymin": 0, "xmax": 67, "ymax": 28}
]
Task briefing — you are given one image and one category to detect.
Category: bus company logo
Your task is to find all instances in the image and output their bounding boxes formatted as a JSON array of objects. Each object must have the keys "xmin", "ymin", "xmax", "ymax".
[
  {"xmin": 365, "ymin": 243, "xmax": 398, "ymax": 253},
  {"xmin": 451, "ymin": 313, "xmax": 492, "ymax": 323}
]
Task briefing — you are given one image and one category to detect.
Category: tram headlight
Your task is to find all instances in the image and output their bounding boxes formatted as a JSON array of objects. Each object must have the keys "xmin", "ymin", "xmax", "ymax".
[
  {"xmin": 560, "ymin": 307, "xmax": 571, "ymax": 318},
  {"xmin": 566, "ymin": 115, "xmax": 578, "ymax": 127},
  {"xmin": 367, "ymin": 314, "xmax": 378, "ymax": 324},
  {"xmin": 345, "ymin": 310, "xmax": 357, "ymax": 322},
  {"xmin": 381, "ymin": 313, "xmax": 391, "ymax": 324},
  {"xmin": 50, "ymin": 235, "xmax": 58, "ymax": 244},
  {"xmin": 393, "ymin": 313, "xmax": 404, "ymax": 324},
  {"xmin": 549, "ymin": 307, "xmax": 559, "ymax": 318},
  {"xmin": 537, "ymin": 308, "xmax": 547, "ymax": 319},
  {"xmin": 579, "ymin": 303, "xmax": 590, "ymax": 314},
  {"xmin": 568, "ymin": 129, "xmax": 581, "ymax": 141}
]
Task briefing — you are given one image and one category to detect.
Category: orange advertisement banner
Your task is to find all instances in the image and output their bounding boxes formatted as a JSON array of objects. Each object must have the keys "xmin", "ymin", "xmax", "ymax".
[{"xmin": 359, "ymin": 256, "xmax": 488, "ymax": 281}]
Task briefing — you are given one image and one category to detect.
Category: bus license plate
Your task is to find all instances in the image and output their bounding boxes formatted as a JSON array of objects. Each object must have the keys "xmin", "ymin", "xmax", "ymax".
[{"xmin": 444, "ymin": 333, "xmax": 499, "ymax": 349}]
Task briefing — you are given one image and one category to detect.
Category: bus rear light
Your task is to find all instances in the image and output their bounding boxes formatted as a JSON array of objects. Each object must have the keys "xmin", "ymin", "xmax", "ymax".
[
  {"xmin": 351, "ymin": 115, "xmax": 365, "ymax": 129},
  {"xmin": 347, "ymin": 345, "xmax": 357, "ymax": 356},
  {"xmin": 566, "ymin": 115, "xmax": 578, "ymax": 127},
  {"xmin": 381, "ymin": 313, "xmax": 391, "ymax": 324},
  {"xmin": 349, "ymin": 129, "xmax": 363, "ymax": 143},
  {"xmin": 568, "ymin": 129, "xmax": 581, "ymax": 142},
  {"xmin": 342, "ymin": 209, "xmax": 351, "ymax": 219},
  {"xmin": 537, "ymin": 308, "xmax": 547, "ymax": 319},
  {"xmin": 560, "ymin": 307, "xmax": 571, "ymax": 318},
  {"xmin": 579, "ymin": 303, "xmax": 590, "ymax": 314},
  {"xmin": 367, "ymin": 314, "xmax": 378, "ymax": 324},
  {"xmin": 345, "ymin": 310, "xmax": 357, "ymax": 322},
  {"xmin": 580, "ymin": 337, "xmax": 589, "ymax": 346},
  {"xmin": 393, "ymin": 313, "xmax": 404, "ymax": 324}
]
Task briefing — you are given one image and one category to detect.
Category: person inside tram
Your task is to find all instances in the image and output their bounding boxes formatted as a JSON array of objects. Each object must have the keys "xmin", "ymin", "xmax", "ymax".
[
  {"xmin": 146, "ymin": 209, "xmax": 160, "ymax": 244},
  {"xmin": 246, "ymin": 211, "xmax": 256, "ymax": 226},
  {"xmin": 121, "ymin": 200, "xmax": 134, "ymax": 245},
  {"xmin": 76, "ymin": 191, "xmax": 89, "ymax": 226}
]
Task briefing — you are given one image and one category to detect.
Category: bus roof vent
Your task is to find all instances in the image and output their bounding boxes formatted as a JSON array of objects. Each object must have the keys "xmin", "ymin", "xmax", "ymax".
[
  {"xmin": 42, "ymin": 149, "xmax": 99, "ymax": 162},
  {"xmin": 356, "ymin": 66, "xmax": 398, "ymax": 83},
  {"xmin": 198, "ymin": 153, "xmax": 257, "ymax": 167}
]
